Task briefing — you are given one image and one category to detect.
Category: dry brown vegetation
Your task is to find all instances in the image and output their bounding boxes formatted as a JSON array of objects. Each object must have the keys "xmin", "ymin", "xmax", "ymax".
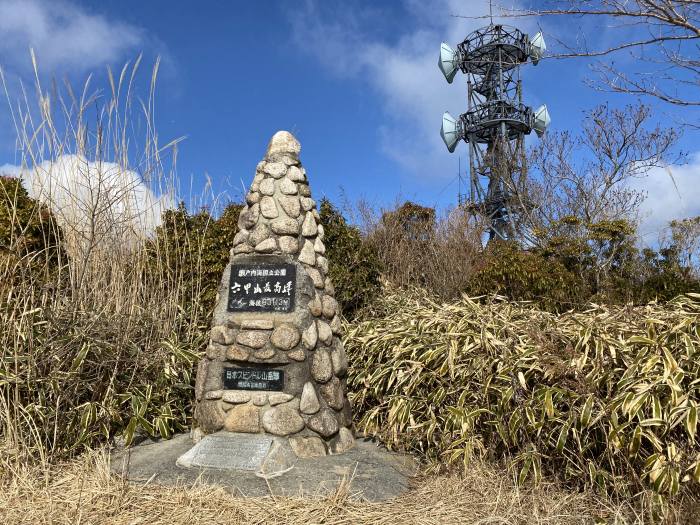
[{"xmin": 0, "ymin": 448, "xmax": 645, "ymax": 525}]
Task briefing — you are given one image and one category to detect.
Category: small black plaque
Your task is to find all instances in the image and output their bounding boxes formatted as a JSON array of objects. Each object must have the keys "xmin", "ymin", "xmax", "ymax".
[
  {"xmin": 223, "ymin": 367, "xmax": 284, "ymax": 391},
  {"xmin": 227, "ymin": 262, "xmax": 296, "ymax": 313}
]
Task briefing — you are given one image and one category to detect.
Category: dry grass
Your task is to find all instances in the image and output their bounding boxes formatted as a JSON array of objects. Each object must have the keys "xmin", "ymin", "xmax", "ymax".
[{"xmin": 0, "ymin": 448, "xmax": 640, "ymax": 525}]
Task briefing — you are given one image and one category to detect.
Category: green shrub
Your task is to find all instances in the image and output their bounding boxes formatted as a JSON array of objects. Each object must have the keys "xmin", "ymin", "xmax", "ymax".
[
  {"xmin": 319, "ymin": 198, "xmax": 381, "ymax": 318},
  {"xmin": 466, "ymin": 240, "xmax": 586, "ymax": 310},
  {"xmin": 345, "ymin": 287, "xmax": 700, "ymax": 501}
]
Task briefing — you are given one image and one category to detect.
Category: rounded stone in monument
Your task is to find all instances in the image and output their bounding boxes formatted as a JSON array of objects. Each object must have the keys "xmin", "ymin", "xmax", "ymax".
[
  {"xmin": 300, "ymin": 381, "xmax": 320, "ymax": 414},
  {"xmin": 307, "ymin": 408, "xmax": 339, "ymax": 438},
  {"xmin": 271, "ymin": 218, "xmax": 300, "ymax": 235},
  {"xmin": 263, "ymin": 162, "xmax": 288, "ymax": 179},
  {"xmin": 266, "ymin": 130, "xmax": 301, "ymax": 158},
  {"xmin": 236, "ymin": 330, "xmax": 270, "ymax": 349},
  {"xmin": 289, "ymin": 435, "xmax": 327, "ymax": 458},
  {"xmin": 224, "ymin": 404, "xmax": 260, "ymax": 433},
  {"xmin": 262, "ymin": 402, "xmax": 305, "ymax": 436},
  {"xmin": 311, "ymin": 349, "xmax": 333, "ymax": 383},
  {"xmin": 270, "ymin": 324, "xmax": 301, "ymax": 350}
]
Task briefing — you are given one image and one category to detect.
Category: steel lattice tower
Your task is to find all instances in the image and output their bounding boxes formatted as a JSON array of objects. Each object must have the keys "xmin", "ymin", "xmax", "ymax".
[{"xmin": 439, "ymin": 24, "xmax": 549, "ymax": 242}]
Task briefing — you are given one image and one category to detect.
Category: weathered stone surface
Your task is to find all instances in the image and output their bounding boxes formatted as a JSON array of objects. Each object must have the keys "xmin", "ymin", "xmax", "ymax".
[
  {"xmin": 271, "ymin": 218, "xmax": 300, "ymax": 235},
  {"xmin": 314, "ymin": 236, "xmax": 325, "ymax": 254},
  {"xmin": 262, "ymin": 403, "xmax": 304, "ymax": 436},
  {"xmin": 250, "ymin": 224, "xmax": 271, "ymax": 246},
  {"xmin": 302, "ymin": 322, "xmax": 318, "ymax": 350},
  {"xmin": 206, "ymin": 342, "xmax": 225, "ymax": 360},
  {"xmin": 324, "ymin": 278, "xmax": 335, "ymax": 296},
  {"xmin": 307, "ymin": 408, "xmax": 339, "ymax": 438},
  {"xmin": 270, "ymin": 324, "xmax": 301, "ymax": 350},
  {"xmin": 317, "ymin": 320, "xmax": 333, "ymax": 345},
  {"xmin": 299, "ymin": 184, "xmax": 311, "ymax": 197},
  {"xmin": 279, "ymin": 196, "xmax": 301, "ymax": 218},
  {"xmin": 239, "ymin": 203, "xmax": 260, "ymax": 229},
  {"xmin": 255, "ymin": 238, "xmax": 277, "ymax": 253},
  {"xmin": 308, "ymin": 294, "xmax": 323, "ymax": 316},
  {"xmin": 259, "ymin": 178, "xmax": 275, "ymax": 196},
  {"xmin": 333, "ymin": 427, "xmax": 355, "ymax": 454},
  {"xmin": 331, "ymin": 343, "xmax": 348, "ymax": 376},
  {"xmin": 246, "ymin": 191, "xmax": 261, "ymax": 205},
  {"xmin": 204, "ymin": 360, "xmax": 223, "ymax": 392},
  {"xmin": 196, "ymin": 400, "xmax": 225, "ymax": 433},
  {"xmin": 252, "ymin": 393, "xmax": 268, "ymax": 406},
  {"xmin": 222, "ymin": 391, "xmax": 251, "ymax": 404},
  {"xmin": 269, "ymin": 393, "xmax": 294, "ymax": 406},
  {"xmin": 311, "ymin": 349, "xmax": 333, "ymax": 383},
  {"xmin": 279, "ymin": 177, "xmax": 297, "ymax": 195},
  {"xmin": 322, "ymin": 296, "xmax": 337, "ymax": 319},
  {"xmin": 226, "ymin": 345, "xmax": 250, "ymax": 362},
  {"xmin": 233, "ymin": 230, "xmax": 249, "ymax": 246},
  {"xmin": 288, "ymin": 349, "xmax": 306, "ymax": 361},
  {"xmin": 287, "ymin": 166, "xmax": 305, "ymax": 182},
  {"xmin": 298, "ymin": 240, "xmax": 316, "ymax": 265},
  {"xmin": 316, "ymin": 256, "xmax": 329, "ymax": 274},
  {"xmin": 301, "ymin": 213, "xmax": 317, "ymax": 237},
  {"xmin": 266, "ymin": 130, "xmax": 301, "ymax": 158},
  {"xmin": 241, "ymin": 319, "xmax": 274, "ymax": 330},
  {"xmin": 236, "ymin": 330, "xmax": 270, "ymax": 349},
  {"xmin": 253, "ymin": 348, "xmax": 275, "ymax": 360},
  {"xmin": 205, "ymin": 389, "xmax": 223, "ymax": 400},
  {"xmin": 320, "ymin": 377, "xmax": 345, "ymax": 410},
  {"xmin": 278, "ymin": 236, "xmax": 299, "ymax": 254},
  {"xmin": 260, "ymin": 196, "xmax": 278, "ymax": 218},
  {"xmin": 317, "ymin": 224, "xmax": 325, "ymax": 239},
  {"xmin": 195, "ymin": 359, "xmax": 209, "ymax": 401},
  {"xmin": 224, "ymin": 404, "xmax": 260, "ymax": 433},
  {"xmin": 263, "ymin": 162, "xmax": 287, "ymax": 179},
  {"xmin": 289, "ymin": 435, "xmax": 327, "ymax": 458},
  {"xmin": 330, "ymin": 315, "xmax": 342, "ymax": 335},
  {"xmin": 300, "ymin": 382, "xmax": 320, "ymax": 414},
  {"xmin": 307, "ymin": 267, "xmax": 324, "ymax": 289},
  {"xmin": 233, "ymin": 243, "xmax": 253, "ymax": 255},
  {"xmin": 300, "ymin": 197, "xmax": 315, "ymax": 211},
  {"xmin": 211, "ymin": 326, "xmax": 236, "ymax": 345}
]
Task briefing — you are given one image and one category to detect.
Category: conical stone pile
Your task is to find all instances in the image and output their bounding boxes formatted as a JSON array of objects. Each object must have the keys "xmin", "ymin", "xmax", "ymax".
[{"xmin": 193, "ymin": 131, "xmax": 353, "ymax": 457}]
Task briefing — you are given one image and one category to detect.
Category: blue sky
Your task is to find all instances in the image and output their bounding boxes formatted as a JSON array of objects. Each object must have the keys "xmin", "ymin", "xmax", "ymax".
[{"xmin": 0, "ymin": 0, "xmax": 698, "ymax": 242}]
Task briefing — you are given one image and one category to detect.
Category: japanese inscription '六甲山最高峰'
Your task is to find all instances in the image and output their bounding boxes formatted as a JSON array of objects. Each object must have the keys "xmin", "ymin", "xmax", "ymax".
[{"xmin": 227, "ymin": 262, "xmax": 296, "ymax": 313}]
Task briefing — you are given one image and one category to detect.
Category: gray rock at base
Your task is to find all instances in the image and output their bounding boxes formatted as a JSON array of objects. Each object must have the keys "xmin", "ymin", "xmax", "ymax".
[
  {"xmin": 332, "ymin": 427, "xmax": 355, "ymax": 454},
  {"xmin": 195, "ymin": 400, "xmax": 225, "ymax": 433},
  {"xmin": 257, "ymin": 438, "xmax": 298, "ymax": 476},
  {"xmin": 224, "ymin": 404, "xmax": 260, "ymax": 433},
  {"xmin": 289, "ymin": 435, "xmax": 327, "ymax": 458},
  {"xmin": 262, "ymin": 401, "xmax": 305, "ymax": 436},
  {"xmin": 307, "ymin": 408, "xmax": 340, "ymax": 438}
]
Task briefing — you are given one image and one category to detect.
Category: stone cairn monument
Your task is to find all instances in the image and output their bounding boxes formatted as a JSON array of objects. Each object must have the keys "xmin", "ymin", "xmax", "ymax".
[{"xmin": 188, "ymin": 131, "xmax": 353, "ymax": 467}]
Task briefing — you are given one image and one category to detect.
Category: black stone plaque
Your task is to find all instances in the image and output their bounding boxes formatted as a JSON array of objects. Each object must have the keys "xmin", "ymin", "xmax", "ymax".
[
  {"xmin": 223, "ymin": 367, "xmax": 284, "ymax": 391},
  {"xmin": 227, "ymin": 262, "xmax": 296, "ymax": 313}
]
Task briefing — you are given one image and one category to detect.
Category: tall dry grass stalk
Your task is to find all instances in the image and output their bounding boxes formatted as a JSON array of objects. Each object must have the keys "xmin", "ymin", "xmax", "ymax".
[{"xmin": 0, "ymin": 56, "xmax": 209, "ymax": 468}]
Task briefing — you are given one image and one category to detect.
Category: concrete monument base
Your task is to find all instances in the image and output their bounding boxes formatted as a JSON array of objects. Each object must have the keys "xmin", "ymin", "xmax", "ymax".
[{"xmin": 111, "ymin": 433, "xmax": 417, "ymax": 501}]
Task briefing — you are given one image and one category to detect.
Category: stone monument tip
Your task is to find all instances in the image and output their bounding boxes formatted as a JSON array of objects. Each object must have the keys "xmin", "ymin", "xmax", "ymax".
[{"xmin": 266, "ymin": 131, "xmax": 301, "ymax": 159}]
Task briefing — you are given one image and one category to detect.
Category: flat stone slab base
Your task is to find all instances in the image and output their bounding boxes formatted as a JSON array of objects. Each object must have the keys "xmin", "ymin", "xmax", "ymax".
[{"xmin": 110, "ymin": 433, "xmax": 418, "ymax": 501}]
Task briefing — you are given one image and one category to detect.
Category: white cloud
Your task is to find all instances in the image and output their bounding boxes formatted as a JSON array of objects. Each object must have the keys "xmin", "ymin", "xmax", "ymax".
[
  {"xmin": 0, "ymin": 155, "xmax": 173, "ymax": 237},
  {"xmin": 0, "ymin": 0, "xmax": 143, "ymax": 72},
  {"xmin": 630, "ymin": 153, "xmax": 700, "ymax": 243},
  {"xmin": 290, "ymin": 0, "xmax": 535, "ymax": 182}
]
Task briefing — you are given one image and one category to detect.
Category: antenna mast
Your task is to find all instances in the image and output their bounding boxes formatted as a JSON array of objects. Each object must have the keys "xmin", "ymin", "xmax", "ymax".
[{"xmin": 438, "ymin": 21, "xmax": 550, "ymax": 242}]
